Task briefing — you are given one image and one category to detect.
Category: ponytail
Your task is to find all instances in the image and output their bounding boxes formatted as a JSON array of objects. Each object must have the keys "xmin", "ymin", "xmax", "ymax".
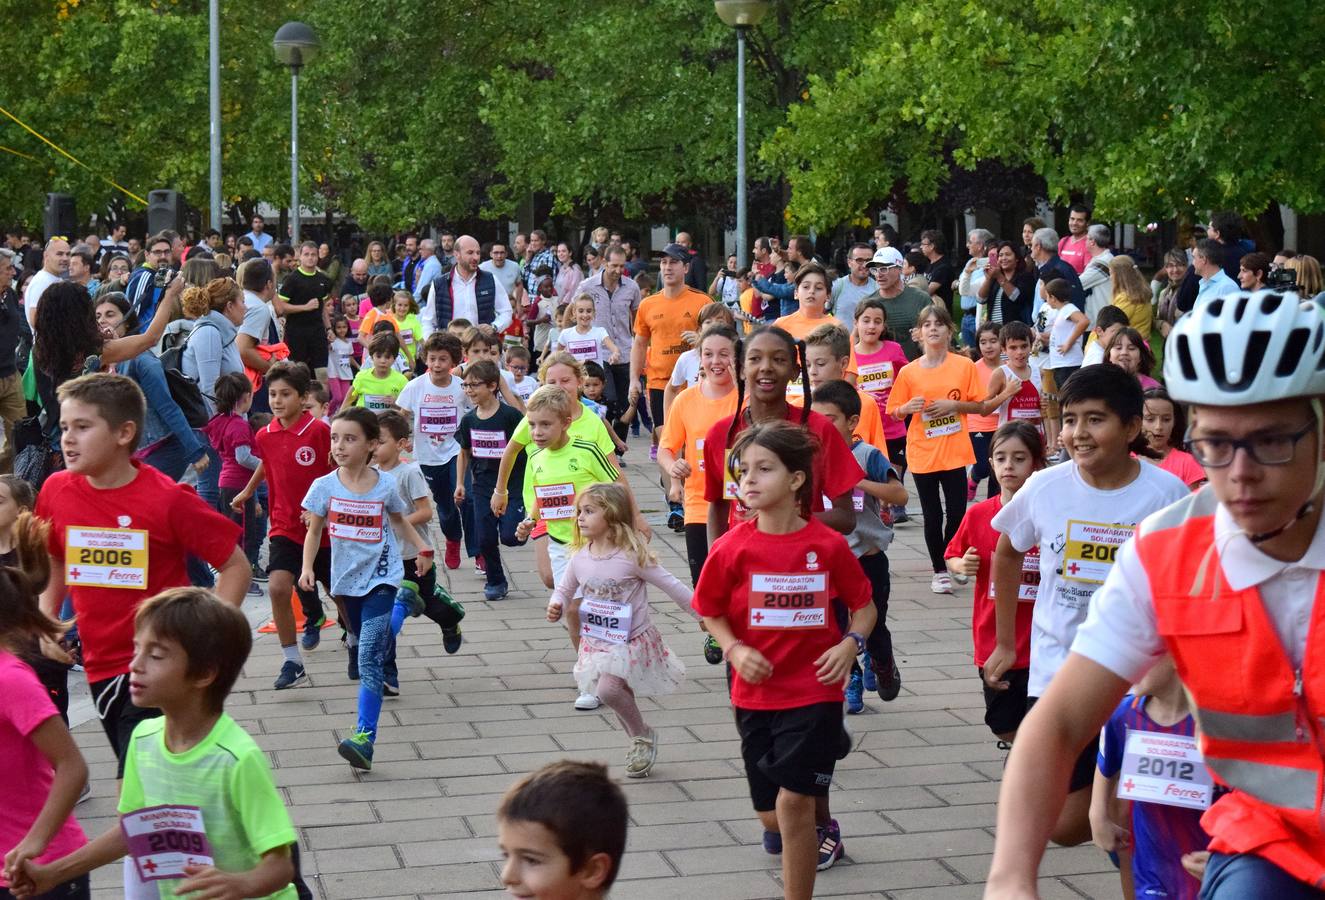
[
  {"xmin": 0, "ymin": 513, "xmax": 62, "ymax": 649},
  {"xmin": 794, "ymin": 339, "xmax": 811, "ymax": 426},
  {"xmin": 726, "ymin": 337, "xmax": 746, "ymax": 445}
]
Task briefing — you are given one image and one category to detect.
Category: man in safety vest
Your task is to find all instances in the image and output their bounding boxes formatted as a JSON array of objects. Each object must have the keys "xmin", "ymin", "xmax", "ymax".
[{"xmin": 986, "ymin": 290, "xmax": 1325, "ymax": 899}]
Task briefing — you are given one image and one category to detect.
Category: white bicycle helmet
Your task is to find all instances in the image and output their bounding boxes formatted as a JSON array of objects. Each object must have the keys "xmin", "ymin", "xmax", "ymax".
[{"xmin": 1164, "ymin": 290, "xmax": 1325, "ymax": 406}]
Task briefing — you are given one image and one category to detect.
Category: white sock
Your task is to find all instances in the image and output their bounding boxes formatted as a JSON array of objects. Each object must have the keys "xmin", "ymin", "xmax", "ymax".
[
  {"xmin": 283, "ymin": 645, "xmax": 302, "ymax": 664},
  {"xmin": 347, "ymin": 633, "xmax": 359, "ymax": 649}
]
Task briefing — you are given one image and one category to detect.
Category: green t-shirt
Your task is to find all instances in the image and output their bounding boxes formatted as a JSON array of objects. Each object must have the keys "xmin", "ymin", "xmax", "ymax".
[
  {"xmin": 118, "ymin": 714, "xmax": 298, "ymax": 899},
  {"xmin": 523, "ymin": 437, "xmax": 620, "ymax": 544},
  {"xmin": 352, "ymin": 368, "xmax": 408, "ymax": 411}
]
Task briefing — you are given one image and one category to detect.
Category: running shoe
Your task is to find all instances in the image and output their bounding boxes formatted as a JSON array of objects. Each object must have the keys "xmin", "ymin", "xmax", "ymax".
[
  {"xmin": 666, "ymin": 502, "xmax": 684, "ymax": 533},
  {"xmin": 574, "ymin": 693, "xmax": 601, "ymax": 711},
  {"xmin": 967, "ymin": 479, "xmax": 978, "ymax": 501},
  {"xmin": 474, "ymin": 554, "xmax": 486, "ymax": 575},
  {"xmin": 397, "ymin": 580, "xmax": 425, "ymax": 618},
  {"xmin": 382, "ymin": 681, "xmax": 399, "ymax": 698},
  {"xmin": 483, "ymin": 582, "xmax": 509, "ymax": 601},
  {"xmin": 845, "ymin": 671, "xmax": 864, "ymax": 715},
  {"xmin": 302, "ymin": 613, "xmax": 326, "ymax": 651},
  {"xmin": 337, "ymin": 729, "xmax": 374, "ymax": 770},
  {"xmin": 703, "ymin": 634, "xmax": 723, "ymax": 665},
  {"xmin": 649, "ymin": 445, "xmax": 658, "ymax": 462},
  {"xmin": 861, "ymin": 651, "xmax": 878, "ymax": 692},
  {"xmin": 625, "ymin": 729, "xmax": 658, "ymax": 778},
  {"xmin": 434, "ymin": 584, "xmax": 466, "ymax": 622},
  {"xmin": 346, "ymin": 646, "xmax": 359, "ymax": 681},
  {"xmin": 816, "ymin": 820, "xmax": 844, "ymax": 871},
  {"xmin": 931, "ymin": 573, "xmax": 953, "ymax": 594},
  {"xmin": 762, "ymin": 831, "xmax": 783, "ymax": 855},
  {"xmin": 442, "ymin": 626, "xmax": 463, "ymax": 654},
  {"xmin": 876, "ymin": 655, "xmax": 902, "ymax": 702},
  {"xmin": 274, "ymin": 660, "xmax": 306, "ymax": 690},
  {"xmin": 250, "ymin": 564, "xmax": 268, "ymax": 583},
  {"xmin": 892, "ymin": 505, "xmax": 910, "ymax": 524},
  {"xmin": 247, "ymin": 582, "xmax": 264, "ymax": 597},
  {"xmin": 952, "ymin": 570, "xmax": 970, "ymax": 586},
  {"xmin": 77, "ymin": 782, "xmax": 92, "ymax": 805},
  {"xmin": 444, "ymin": 539, "xmax": 461, "ymax": 570}
]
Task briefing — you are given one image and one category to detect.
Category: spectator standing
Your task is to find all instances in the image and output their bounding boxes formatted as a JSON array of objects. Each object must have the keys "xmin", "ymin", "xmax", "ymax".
[
  {"xmin": 554, "ymin": 242, "xmax": 584, "ymax": 301},
  {"xmin": 277, "ymin": 241, "xmax": 334, "ymax": 376},
  {"xmin": 0, "ymin": 249, "xmax": 25, "ymax": 471},
  {"xmin": 523, "ymin": 230, "xmax": 559, "ymax": 298},
  {"xmin": 864, "ymin": 247, "xmax": 932, "ymax": 360},
  {"xmin": 957, "ymin": 229, "xmax": 995, "ymax": 347},
  {"xmin": 22, "ymin": 238, "xmax": 69, "ymax": 331},
  {"xmin": 411, "ymin": 239, "xmax": 442, "ymax": 303},
  {"xmin": 1057, "ymin": 203, "xmax": 1092, "ymax": 274},
  {"xmin": 920, "ymin": 229, "xmax": 956, "ymax": 315},
  {"xmin": 340, "ymin": 258, "xmax": 370, "ymax": 308},
  {"xmin": 832, "ymin": 243, "xmax": 878, "ymax": 326},
  {"xmin": 676, "ymin": 232, "xmax": 708, "ymax": 293},
  {"xmin": 978, "ymin": 242, "xmax": 1037, "ymax": 326},
  {"xmin": 1208, "ymin": 211, "xmax": 1250, "ymax": 280},
  {"xmin": 1107, "ymin": 256, "xmax": 1154, "ymax": 337},
  {"xmin": 1154, "ymin": 248, "xmax": 1189, "ymax": 338},
  {"xmin": 1193, "ymin": 238, "xmax": 1240, "ymax": 303},
  {"xmin": 100, "ymin": 222, "xmax": 128, "ymax": 257},
  {"xmin": 579, "ymin": 245, "xmax": 641, "ymax": 405},
  {"xmin": 480, "ymin": 240, "xmax": 526, "ymax": 307},
  {"xmin": 1027, "ymin": 227, "xmax": 1086, "ymax": 317},
  {"xmin": 398, "ymin": 233, "xmax": 420, "ymax": 288},
  {"xmin": 66, "ymin": 244, "xmax": 95, "ymax": 294},
  {"xmin": 244, "ymin": 214, "xmax": 273, "ymax": 253},
  {"xmin": 1078, "ymin": 223, "xmax": 1116, "ymax": 323},
  {"xmin": 365, "ymin": 240, "xmax": 392, "ymax": 278}
]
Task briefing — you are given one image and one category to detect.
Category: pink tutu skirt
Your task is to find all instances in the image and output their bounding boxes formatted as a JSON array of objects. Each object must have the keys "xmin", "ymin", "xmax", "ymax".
[{"xmin": 573, "ymin": 624, "xmax": 686, "ymax": 697}]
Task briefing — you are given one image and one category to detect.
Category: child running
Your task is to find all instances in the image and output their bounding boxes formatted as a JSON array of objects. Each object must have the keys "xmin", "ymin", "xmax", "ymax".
[
  {"xmin": 12, "ymin": 589, "xmax": 300, "ymax": 899},
  {"xmin": 326, "ymin": 315, "xmax": 357, "ymax": 413},
  {"xmin": 694, "ymin": 422, "xmax": 875, "ymax": 900},
  {"xmin": 202, "ymin": 372, "xmax": 262, "ymax": 595},
  {"xmin": 347, "ymin": 332, "xmax": 408, "ymax": 412},
  {"xmin": 886, "ymin": 305, "xmax": 986, "ymax": 595},
  {"xmin": 497, "ymin": 761, "xmax": 628, "ymax": 900},
  {"xmin": 300, "ymin": 407, "xmax": 434, "ymax": 770},
  {"xmin": 1141, "ymin": 387, "xmax": 1206, "ymax": 490},
  {"xmin": 547, "ymin": 484, "xmax": 694, "ymax": 778},
  {"xmin": 392, "ymin": 292, "xmax": 424, "ymax": 371},
  {"xmin": 966, "ymin": 321, "xmax": 1003, "ymax": 503},
  {"xmin": 554, "ymin": 294, "xmax": 621, "ymax": 366},
  {"xmin": 852, "ymin": 297, "xmax": 911, "ymax": 521},
  {"xmin": 0, "ymin": 514, "xmax": 89, "ymax": 900},
  {"xmin": 804, "ymin": 324, "xmax": 889, "ymax": 451},
  {"xmin": 983, "ymin": 321, "xmax": 1044, "ymax": 434},
  {"xmin": 943, "ymin": 420, "xmax": 1044, "ymax": 743}
]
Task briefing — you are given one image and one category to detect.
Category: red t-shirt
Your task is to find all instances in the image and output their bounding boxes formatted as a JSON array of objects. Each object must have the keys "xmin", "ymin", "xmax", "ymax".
[
  {"xmin": 36, "ymin": 464, "xmax": 240, "ymax": 682},
  {"xmin": 694, "ymin": 518, "xmax": 870, "ymax": 710},
  {"xmin": 944, "ymin": 496, "xmax": 1035, "ymax": 669},
  {"xmin": 702, "ymin": 406, "xmax": 864, "ymax": 523},
  {"xmin": 252, "ymin": 412, "xmax": 333, "ymax": 544}
]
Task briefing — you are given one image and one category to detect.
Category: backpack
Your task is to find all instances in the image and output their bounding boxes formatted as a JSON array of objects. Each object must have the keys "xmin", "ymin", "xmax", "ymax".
[{"xmin": 158, "ymin": 319, "xmax": 221, "ymax": 428}]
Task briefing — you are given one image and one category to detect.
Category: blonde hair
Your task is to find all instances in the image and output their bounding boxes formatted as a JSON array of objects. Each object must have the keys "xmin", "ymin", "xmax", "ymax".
[
  {"xmin": 1287, "ymin": 255, "xmax": 1324, "ymax": 297},
  {"xmin": 537, "ymin": 350, "xmax": 585, "ymax": 383},
  {"xmin": 571, "ymin": 292, "xmax": 596, "ymax": 313},
  {"xmin": 1108, "ymin": 255, "xmax": 1151, "ymax": 306},
  {"xmin": 391, "ymin": 290, "xmax": 418, "ymax": 315},
  {"xmin": 570, "ymin": 483, "xmax": 653, "ymax": 567},
  {"xmin": 182, "ymin": 276, "xmax": 241, "ymax": 319},
  {"xmin": 525, "ymin": 384, "xmax": 575, "ymax": 419}
]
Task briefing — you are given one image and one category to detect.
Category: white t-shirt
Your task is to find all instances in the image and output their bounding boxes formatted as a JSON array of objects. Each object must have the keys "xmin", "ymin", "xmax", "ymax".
[
  {"xmin": 24, "ymin": 269, "xmax": 61, "ymax": 327},
  {"xmin": 396, "ymin": 374, "xmax": 471, "ymax": 465},
  {"xmin": 1081, "ymin": 339, "xmax": 1105, "ymax": 367},
  {"xmin": 480, "ymin": 259, "xmax": 522, "ymax": 298},
  {"xmin": 1048, "ymin": 303, "xmax": 1085, "ymax": 368},
  {"xmin": 669, "ymin": 348, "xmax": 701, "ymax": 388},
  {"xmin": 501, "ymin": 369, "xmax": 538, "ymax": 402},
  {"xmin": 1075, "ymin": 493, "xmax": 1325, "ymax": 680},
  {"xmin": 991, "ymin": 460, "xmax": 1188, "ymax": 696},
  {"xmin": 329, "ymin": 338, "xmax": 355, "ymax": 380},
  {"xmin": 556, "ymin": 326, "xmax": 612, "ymax": 364}
]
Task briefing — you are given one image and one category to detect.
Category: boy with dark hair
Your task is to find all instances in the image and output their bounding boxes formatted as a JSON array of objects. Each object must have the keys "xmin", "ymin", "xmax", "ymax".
[
  {"xmin": 347, "ymin": 332, "xmax": 407, "ymax": 411},
  {"xmin": 35, "ymin": 374, "xmax": 247, "ymax": 773},
  {"xmin": 16, "ymin": 588, "xmax": 300, "ymax": 898},
  {"xmin": 1081, "ymin": 304, "xmax": 1130, "ymax": 367}
]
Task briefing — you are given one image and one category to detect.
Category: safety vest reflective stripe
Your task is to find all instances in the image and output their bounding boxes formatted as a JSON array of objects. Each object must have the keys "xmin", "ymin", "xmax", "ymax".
[
  {"xmin": 1204, "ymin": 757, "xmax": 1318, "ymax": 811},
  {"xmin": 1197, "ymin": 707, "xmax": 1302, "ymax": 744}
]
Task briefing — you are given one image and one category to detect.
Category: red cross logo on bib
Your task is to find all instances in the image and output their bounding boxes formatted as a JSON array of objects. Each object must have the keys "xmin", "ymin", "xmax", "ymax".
[{"xmin": 1067, "ymin": 562, "xmax": 1081, "ymax": 575}]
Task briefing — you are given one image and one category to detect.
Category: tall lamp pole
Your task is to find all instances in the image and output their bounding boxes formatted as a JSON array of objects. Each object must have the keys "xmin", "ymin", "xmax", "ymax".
[
  {"xmin": 208, "ymin": 0, "xmax": 221, "ymax": 230},
  {"xmin": 273, "ymin": 22, "xmax": 319, "ymax": 244},
  {"xmin": 715, "ymin": 0, "xmax": 770, "ymax": 269}
]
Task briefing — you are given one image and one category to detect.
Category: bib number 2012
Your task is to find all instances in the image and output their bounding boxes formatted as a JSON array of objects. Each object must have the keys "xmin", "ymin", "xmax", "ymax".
[
  {"xmin": 1135, "ymin": 757, "xmax": 1195, "ymax": 781},
  {"xmin": 584, "ymin": 611, "xmax": 620, "ymax": 630}
]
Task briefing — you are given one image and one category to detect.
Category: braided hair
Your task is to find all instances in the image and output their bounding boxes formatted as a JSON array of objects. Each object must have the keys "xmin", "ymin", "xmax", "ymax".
[{"xmin": 725, "ymin": 325, "xmax": 811, "ymax": 445}]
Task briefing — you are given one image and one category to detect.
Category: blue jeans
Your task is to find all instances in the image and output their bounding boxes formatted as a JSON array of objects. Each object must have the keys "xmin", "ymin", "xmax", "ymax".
[
  {"xmin": 141, "ymin": 434, "xmax": 190, "ymax": 481},
  {"xmin": 960, "ymin": 312, "xmax": 977, "ymax": 349},
  {"xmin": 340, "ymin": 583, "xmax": 398, "ymax": 740},
  {"xmin": 419, "ymin": 461, "xmax": 464, "ymax": 544},
  {"xmin": 1200, "ymin": 852, "xmax": 1325, "ymax": 899},
  {"xmin": 472, "ymin": 469, "xmax": 527, "ymax": 587},
  {"xmin": 969, "ymin": 429, "xmax": 997, "ymax": 499}
]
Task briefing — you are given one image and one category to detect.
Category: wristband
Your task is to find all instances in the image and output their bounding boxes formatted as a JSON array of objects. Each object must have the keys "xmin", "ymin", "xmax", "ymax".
[
  {"xmin": 494, "ymin": 489, "xmax": 508, "ymax": 496},
  {"xmin": 845, "ymin": 631, "xmax": 866, "ymax": 654},
  {"xmin": 723, "ymin": 640, "xmax": 745, "ymax": 663},
  {"xmin": 418, "ymin": 549, "xmax": 435, "ymax": 557}
]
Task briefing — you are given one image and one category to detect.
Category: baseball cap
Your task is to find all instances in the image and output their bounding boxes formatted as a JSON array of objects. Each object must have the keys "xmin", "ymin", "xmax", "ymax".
[
  {"xmin": 866, "ymin": 247, "xmax": 904, "ymax": 269},
  {"xmin": 659, "ymin": 242, "xmax": 691, "ymax": 263}
]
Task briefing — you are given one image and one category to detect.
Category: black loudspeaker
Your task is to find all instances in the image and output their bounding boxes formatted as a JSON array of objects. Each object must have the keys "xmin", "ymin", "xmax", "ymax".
[
  {"xmin": 146, "ymin": 189, "xmax": 186, "ymax": 236},
  {"xmin": 44, "ymin": 193, "xmax": 76, "ymax": 241}
]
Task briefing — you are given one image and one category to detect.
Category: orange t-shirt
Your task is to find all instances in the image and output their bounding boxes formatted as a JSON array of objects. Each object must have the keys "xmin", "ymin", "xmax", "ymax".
[
  {"xmin": 773, "ymin": 309, "xmax": 844, "ymax": 341},
  {"xmin": 635, "ymin": 288, "xmax": 711, "ymax": 389},
  {"xmin": 359, "ymin": 307, "xmax": 400, "ymax": 350},
  {"xmin": 967, "ymin": 357, "xmax": 1000, "ymax": 433},
  {"xmin": 886, "ymin": 352, "xmax": 982, "ymax": 474},
  {"xmin": 659, "ymin": 384, "xmax": 740, "ymax": 525}
]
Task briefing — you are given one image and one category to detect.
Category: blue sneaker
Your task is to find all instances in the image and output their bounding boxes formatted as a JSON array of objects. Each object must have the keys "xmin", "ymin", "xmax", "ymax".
[
  {"xmin": 483, "ymin": 582, "xmax": 509, "ymax": 602},
  {"xmin": 816, "ymin": 819, "xmax": 843, "ymax": 871},
  {"xmin": 337, "ymin": 729, "xmax": 374, "ymax": 770},
  {"xmin": 845, "ymin": 671, "xmax": 864, "ymax": 715},
  {"xmin": 861, "ymin": 651, "xmax": 878, "ymax": 692},
  {"xmin": 762, "ymin": 830, "xmax": 782, "ymax": 855},
  {"xmin": 273, "ymin": 660, "xmax": 306, "ymax": 690},
  {"xmin": 301, "ymin": 614, "xmax": 325, "ymax": 651}
]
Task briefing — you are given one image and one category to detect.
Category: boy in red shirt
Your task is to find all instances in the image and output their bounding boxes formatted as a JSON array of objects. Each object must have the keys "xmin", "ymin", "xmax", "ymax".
[
  {"xmin": 36, "ymin": 373, "xmax": 246, "ymax": 774},
  {"xmin": 231, "ymin": 361, "xmax": 335, "ymax": 690}
]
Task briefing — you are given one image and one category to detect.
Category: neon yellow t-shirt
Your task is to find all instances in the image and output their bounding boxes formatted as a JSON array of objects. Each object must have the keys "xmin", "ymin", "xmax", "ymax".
[
  {"xmin": 523, "ymin": 437, "xmax": 619, "ymax": 544},
  {"xmin": 511, "ymin": 400, "xmax": 615, "ymax": 458},
  {"xmin": 118, "ymin": 714, "xmax": 297, "ymax": 899},
  {"xmin": 352, "ymin": 368, "xmax": 408, "ymax": 411},
  {"xmin": 396, "ymin": 313, "xmax": 424, "ymax": 366}
]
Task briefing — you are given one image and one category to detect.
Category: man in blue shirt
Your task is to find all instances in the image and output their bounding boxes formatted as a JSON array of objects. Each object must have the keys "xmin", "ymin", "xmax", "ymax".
[
  {"xmin": 1029, "ymin": 227, "xmax": 1086, "ymax": 321},
  {"xmin": 245, "ymin": 214, "xmax": 273, "ymax": 253},
  {"xmin": 1193, "ymin": 238, "xmax": 1239, "ymax": 304},
  {"xmin": 411, "ymin": 239, "xmax": 443, "ymax": 302}
]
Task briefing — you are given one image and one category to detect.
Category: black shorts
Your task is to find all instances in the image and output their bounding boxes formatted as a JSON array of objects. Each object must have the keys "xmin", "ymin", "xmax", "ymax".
[
  {"xmin": 285, "ymin": 326, "xmax": 328, "ymax": 371},
  {"xmin": 648, "ymin": 388, "xmax": 666, "ymax": 432},
  {"xmin": 736, "ymin": 702, "xmax": 847, "ymax": 810},
  {"xmin": 268, "ymin": 534, "xmax": 330, "ymax": 583},
  {"xmin": 89, "ymin": 673, "xmax": 162, "ymax": 778},
  {"xmin": 1026, "ymin": 695, "xmax": 1099, "ymax": 793},
  {"xmin": 978, "ymin": 666, "xmax": 1029, "ymax": 737}
]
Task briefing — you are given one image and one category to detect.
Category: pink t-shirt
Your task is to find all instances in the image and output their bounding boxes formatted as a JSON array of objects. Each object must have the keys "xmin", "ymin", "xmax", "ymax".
[
  {"xmin": 357, "ymin": 297, "xmax": 376, "ymax": 319},
  {"xmin": 1058, "ymin": 235, "xmax": 1090, "ymax": 274},
  {"xmin": 201, "ymin": 412, "xmax": 257, "ymax": 490},
  {"xmin": 550, "ymin": 547, "xmax": 697, "ymax": 640},
  {"xmin": 1157, "ymin": 448, "xmax": 1205, "ymax": 488},
  {"xmin": 854, "ymin": 342, "xmax": 910, "ymax": 440},
  {"xmin": 0, "ymin": 651, "xmax": 87, "ymax": 887}
]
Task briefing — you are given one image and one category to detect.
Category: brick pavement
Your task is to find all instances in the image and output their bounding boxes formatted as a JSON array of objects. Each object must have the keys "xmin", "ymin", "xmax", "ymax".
[{"xmin": 71, "ymin": 436, "xmax": 1119, "ymax": 898}]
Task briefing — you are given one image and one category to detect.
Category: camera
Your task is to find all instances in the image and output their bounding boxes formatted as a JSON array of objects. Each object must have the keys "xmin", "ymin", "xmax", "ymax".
[{"xmin": 1267, "ymin": 267, "xmax": 1298, "ymax": 293}]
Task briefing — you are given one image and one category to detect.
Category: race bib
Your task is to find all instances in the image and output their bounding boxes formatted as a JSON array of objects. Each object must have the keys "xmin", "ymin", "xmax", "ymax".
[
  {"xmin": 580, "ymin": 596, "xmax": 632, "ymax": 644},
  {"xmin": 535, "ymin": 482, "xmax": 576, "ymax": 519},
  {"xmin": 990, "ymin": 546, "xmax": 1041, "ymax": 602},
  {"xmin": 364, "ymin": 393, "xmax": 393, "ymax": 411},
  {"xmin": 1010, "ymin": 404, "xmax": 1041, "ymax": 420},
  {"xmin": 121, "ymin": 805, "xmax": 214, "ymax": 883},
  {"xmin": 922, "ymin": 410, "xmax": 961, "ymax": 439},
  {"xmin": 823, "ymin": 490, "xmax": 865, "ymax": 512},
  {"xmin": 696, "ymin": 437, "xmax": 705, "ymax": 472},
  {"xmin": 419, "ymin": 403, "xmax": 458, "ymax": 437},
  {"xmin": 785, "ymin": 375, "xmax": 805, "ymax": 401},
  {"xmin": 567, "ymin": 339, "xmax": 599, "ymax": 362},
  {"xmin": 401, "ymin": 331, "xmax": 415, "ymax": 346},
  {"xmin": 337, "ymin": 352, "xmax": 353, "ymax": 371},
  {"xmin": 504, "ymin": 333, "xmax": 524, "ymax": 349},
  {"xmin": 748, "ymin": 573, "xmax": 828, "ymax": 629},
  {"xmin": 1117, "ymin": 730, "xmax": 1212, "ymax": 810},
  {"xmin": 471, "ymin": 429, "xmax": 506, "ymax": 459},
  {"xmin": 723, "ymin": 450, "xmax": 739, "ymax": 499},
  {"xmin": 857, "ymin": 361, "xmax": 895, "ymax": 394},
  {"xmin": 66, "ymin": 527, "xmax": 148, "ymax": 590},
  {"xmin": 1063, "ymin": 520, "xmax": 1132, "ymax": 584},
  {"xmin": 327, "ymin": 497, "xmax": 384, "ymax": 542}
]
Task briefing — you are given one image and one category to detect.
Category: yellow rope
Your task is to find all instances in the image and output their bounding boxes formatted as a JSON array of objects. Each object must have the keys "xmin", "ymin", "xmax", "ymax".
[{"xmin": 0, "ymin": 105, "xmax": 147, "ymax": 205}]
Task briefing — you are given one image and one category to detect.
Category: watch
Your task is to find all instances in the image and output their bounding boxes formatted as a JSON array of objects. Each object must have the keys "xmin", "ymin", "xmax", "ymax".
[{"xmin": 845, "ymin": 631, "xmax": 866, "ymax": 654}]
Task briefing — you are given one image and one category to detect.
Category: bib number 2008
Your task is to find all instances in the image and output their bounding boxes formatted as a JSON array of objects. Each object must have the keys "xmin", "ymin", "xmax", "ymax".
[
  {"xmin": 762, "ymin": 592, "xmax": 818, "ymax": 608},
  {"xmin": 748, "ymin": 573, "xmax": 827, "ymax": 629}
]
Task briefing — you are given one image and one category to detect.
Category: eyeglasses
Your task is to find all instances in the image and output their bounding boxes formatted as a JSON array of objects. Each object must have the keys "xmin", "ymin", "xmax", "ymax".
[
  {"xmin": 1186, "ymin": 422, "xmax": 1314, "ymax": 468},
  {"xmin": 461, "ymin": 381, "xmax": 486, "ymax": 388},
  {"xmin": 849, "ymin": 257, "xmax": 872, "ymax": 264}
]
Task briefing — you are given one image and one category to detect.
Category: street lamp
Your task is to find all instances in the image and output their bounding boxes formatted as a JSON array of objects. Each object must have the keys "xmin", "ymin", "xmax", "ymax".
[
  {"xmin": 208, "ymin": 0, "xmax": 220, "ymax": 231},
  {"xmin": 273, "ymin": 21, "xmax": 319, "ymax": 243},
  {"xmin": 715, "ymin": 0, "xmax": 770, "ymax": 269}
]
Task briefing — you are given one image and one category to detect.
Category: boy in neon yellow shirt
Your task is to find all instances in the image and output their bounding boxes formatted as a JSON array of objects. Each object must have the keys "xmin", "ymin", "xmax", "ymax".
[{"xmin": 347, "ymin": 331, "xmax": 408, "ymax": 412}]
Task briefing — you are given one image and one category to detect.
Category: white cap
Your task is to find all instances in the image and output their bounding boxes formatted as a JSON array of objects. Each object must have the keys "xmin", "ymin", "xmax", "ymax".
[{"xmin": 866, "ymin": 246, "xmax": 904, "ymax": 268}]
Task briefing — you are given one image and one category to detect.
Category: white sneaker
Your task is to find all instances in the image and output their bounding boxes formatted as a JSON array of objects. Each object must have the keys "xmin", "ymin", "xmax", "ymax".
[
  {"xmin": 625, "ymin": 729, "xmax": 658, "ymax": 778},
  {"xmin": 952, "ymin": 571, "xmax": 970, "ymax": 585},
  {"xmin": 931, "ymin": 573, "xmax": 953, "ymax": 594},
  {"xmin": 574, "ymin": 693, "xmax": 601, "ymax": 711}
]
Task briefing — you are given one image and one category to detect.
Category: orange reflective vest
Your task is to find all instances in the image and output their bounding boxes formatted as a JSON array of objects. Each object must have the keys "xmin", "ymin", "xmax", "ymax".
[{"xmin": 1138, "ymin": 488, "xmax": 1325, "ymax": 888}]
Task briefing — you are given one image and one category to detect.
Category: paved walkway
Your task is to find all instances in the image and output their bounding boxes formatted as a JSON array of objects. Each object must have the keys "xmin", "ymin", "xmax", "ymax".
[{"xmin": 73, "ymin": 434, "xmax": 1119, "ymax": 898}]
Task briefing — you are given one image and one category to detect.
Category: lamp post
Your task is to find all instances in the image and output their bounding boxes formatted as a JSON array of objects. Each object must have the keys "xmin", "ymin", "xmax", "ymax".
[
  {"xmin": 715, "ymin": 0, "xmax": 770, "ymax": 269},
  {"xmin": 273, "ymin": 22, "xmax": 319, "ymax": 244},
  {"xmin": 208, "ymin": 0, "xmax": 220, "ymax": 230}
]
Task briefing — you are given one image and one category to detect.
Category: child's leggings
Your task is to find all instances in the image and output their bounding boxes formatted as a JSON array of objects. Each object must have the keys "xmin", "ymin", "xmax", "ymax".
[{"xmin": 596, "ymin": 674, "xmax": 647, "ymax": 737}]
